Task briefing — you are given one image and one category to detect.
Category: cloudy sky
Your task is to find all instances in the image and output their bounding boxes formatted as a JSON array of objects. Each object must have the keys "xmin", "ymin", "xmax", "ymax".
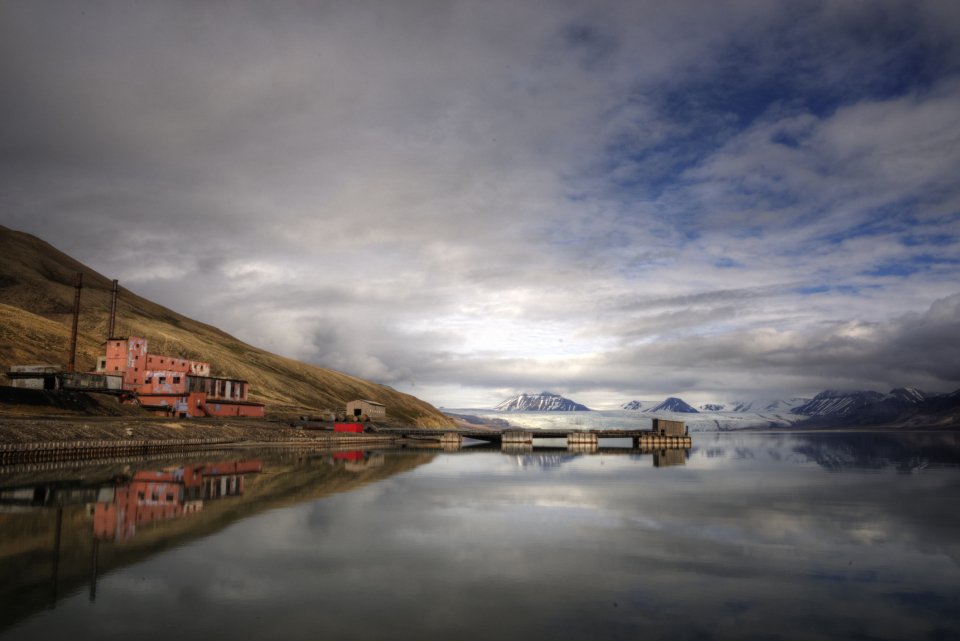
[{"xmin": 2, "ymin": 0, "xmax": 960, "ymax": 408}]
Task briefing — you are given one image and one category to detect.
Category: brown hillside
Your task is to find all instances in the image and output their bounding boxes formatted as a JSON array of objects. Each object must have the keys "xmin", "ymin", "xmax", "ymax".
[{"xmin": 0, "ymin": 226, "xmax": 453, "ymax": 427}]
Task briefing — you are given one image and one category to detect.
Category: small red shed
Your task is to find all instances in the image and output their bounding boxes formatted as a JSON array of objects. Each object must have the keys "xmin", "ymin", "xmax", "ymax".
[{"xmin": 334, "ymin": 422, "xmax": 364, "ymax": 433}]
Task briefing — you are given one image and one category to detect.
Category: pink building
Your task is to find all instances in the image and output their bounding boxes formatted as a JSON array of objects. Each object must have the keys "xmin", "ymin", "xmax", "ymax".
[{"xmin": 97, "ymin": 336, "xmax": 265, "ymax": 418}]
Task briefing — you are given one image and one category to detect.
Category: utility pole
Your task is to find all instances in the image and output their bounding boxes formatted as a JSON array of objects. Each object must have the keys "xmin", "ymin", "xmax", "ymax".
[
  {"xmin": 108, "ymin": 279, "xmax": 119, "ymax": 339},
  {"xmin": 67, "ymin": 272, "xmax": 83, "ymax": 372}
]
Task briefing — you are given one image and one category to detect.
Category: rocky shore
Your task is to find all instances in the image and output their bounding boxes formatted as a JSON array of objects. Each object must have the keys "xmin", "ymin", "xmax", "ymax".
[{"xmin": 0, "ymin": 415, "xmax": 394, "ymax": 445}]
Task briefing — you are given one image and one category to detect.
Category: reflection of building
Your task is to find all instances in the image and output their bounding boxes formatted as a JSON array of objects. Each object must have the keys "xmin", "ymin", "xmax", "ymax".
[
  {"xmin": 653, "ymin": 449, "xmax": 688, "ymax": 467},
  {"xmin": 92, "ymin": 459, "xmax": 262, "ymax": 542},
  {"xmin": 332, "ymin": 450, "xmax": 385, "ymax": 472},
  {"xmin": 98, "ymin": 337, "xmax": 264, "ymax": 417},
  {"xmin": 346, "ymin": 399, "xmax": 386, "ymax": 420}
]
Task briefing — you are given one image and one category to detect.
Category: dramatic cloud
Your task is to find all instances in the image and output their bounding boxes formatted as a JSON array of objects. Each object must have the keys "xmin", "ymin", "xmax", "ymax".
[{"xmin": 2, "ymin": 0, "xmax": 959, "ymax": 407}]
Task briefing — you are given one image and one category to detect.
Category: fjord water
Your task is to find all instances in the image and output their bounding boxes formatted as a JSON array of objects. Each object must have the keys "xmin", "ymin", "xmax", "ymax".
[{"xmin": 2, "ymin": 432, "xmax": 958, "ymax": 640}]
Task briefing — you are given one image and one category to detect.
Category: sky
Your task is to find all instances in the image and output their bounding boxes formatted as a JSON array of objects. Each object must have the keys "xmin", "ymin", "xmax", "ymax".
[{"xmin": 2, "ymin": 0, "xmax": 960, "ymax": 409}]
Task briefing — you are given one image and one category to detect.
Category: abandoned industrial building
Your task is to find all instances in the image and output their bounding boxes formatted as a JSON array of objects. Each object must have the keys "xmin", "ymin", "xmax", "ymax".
[
  {"xmin": 4, "ymin": 274, "xmax": 265, "ymax": 418},
  {"xmin": 346, "ymin": 399, "xmax": 386, "ymax": 420},
  {"xmin": 97, "ymin": 336, "xmax": 265, "ymax": 418}
]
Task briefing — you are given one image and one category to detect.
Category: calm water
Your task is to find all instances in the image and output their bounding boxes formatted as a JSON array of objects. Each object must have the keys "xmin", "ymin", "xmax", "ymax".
[{"xmin": 2, "ymin": 432, "xmax": 959, "ymax": 640}]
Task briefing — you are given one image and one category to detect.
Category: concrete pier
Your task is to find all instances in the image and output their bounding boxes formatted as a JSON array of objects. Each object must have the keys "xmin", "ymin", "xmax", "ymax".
[
  {"xmin": 501, "ymin": 431, "xmax": 534, "ymax": 444},
  {"xmin": 566, "ymin": 432, "xmax": 598, "ymax": 453},
  {"xmin": 375, "ymin": 426, "xmax": 692, "ymax": 452}
]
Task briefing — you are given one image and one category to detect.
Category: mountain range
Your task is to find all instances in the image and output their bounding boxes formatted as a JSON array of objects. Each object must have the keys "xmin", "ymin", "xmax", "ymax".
[
  {"xmin": 624, "ymin": 388, "xmax": 959, "ymax": 428},
  {"xmin": 0, "ymin": 226, "xmax": 453, "ymax": 427},
  {"xmin": 794, "ymin": 388, "xmax": 960, "ymax": 428},
  {"xmin": 627, "ymin": 397, "xmax": 807, "ymax": 413}
]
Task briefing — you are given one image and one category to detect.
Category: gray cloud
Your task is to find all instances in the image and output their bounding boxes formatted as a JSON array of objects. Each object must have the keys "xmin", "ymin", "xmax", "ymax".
[{"xmin": 2, "ymin": 1, "xmax": 959, "ymax": 407}]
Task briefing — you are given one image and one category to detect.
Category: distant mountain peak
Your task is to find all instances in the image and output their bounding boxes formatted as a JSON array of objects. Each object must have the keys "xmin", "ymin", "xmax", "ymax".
[
  {"xmin": 699, "ymin": 403, "xmax": 725, "ymax": 411},
  {"xmin": 495, "ymin": 392, "xmax": 590, "ymax": 412},
  {"xmin": 792, "ymin": 390, "xmax": 886, "ymax": 416},
  {"xmin": 622, "ymin": 400, "xmax": 643, "ymax": 410},
  {"xmin": 644, "ymin": 397, "xmax": 699, "ymax": 414},
  {"xmin": 887, "ymin": 387, "xmax": 927, "ymax": 403},
  {"xmin": 727, "ymin": 397, "xmax": 810, "ymax": 413}
]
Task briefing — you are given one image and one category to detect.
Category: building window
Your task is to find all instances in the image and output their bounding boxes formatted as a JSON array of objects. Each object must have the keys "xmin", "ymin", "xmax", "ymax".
[
  {"xmin": 159, "ymin": 377, "xmax": 166, "ymax": 384},
  {"xmin": 145, "ymin": 376, "xmax": 152, "ymax": 383},
  {"xmin": 173, "ymin": 376, "xmax": 181, "ymax": 384}
]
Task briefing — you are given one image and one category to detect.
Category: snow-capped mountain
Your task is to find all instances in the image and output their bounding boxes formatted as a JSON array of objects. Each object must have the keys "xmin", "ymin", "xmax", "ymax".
[
  {"xmin": 621, "ymin": 400, "xmax": 644, "ymax": 410},
  {"xmin": 727, "ymin": 398, "xmax": 810, "ymax": 412},
  {"xmin": 796, "ymin": 387, "xmax": 957, "ymax": 428},
  {"xmin": 495, "ymin": 392, "xmax": 590, "ymax": 412},
  {"xmin": 699, "ymin": 403, "xmax": 725, "ymax": 411},
  {"xmin": 887, "ymin": 387, "xmax": 928, "ymax": 403},
  {"xmin": 644, "ymin": 397, "xmax": 699, "ymax": 413},
  {"xmin": 792, "ymin": 390, "xmax": 886, "ymax": 416}
]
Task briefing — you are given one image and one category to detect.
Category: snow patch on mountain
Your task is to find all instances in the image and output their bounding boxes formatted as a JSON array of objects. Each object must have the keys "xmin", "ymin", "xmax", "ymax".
[
  {"xmin": 792, "ymin": 390, "xmax": 886, "ymax": 416},
  {"xmin": 887, "ymin": 387, "xmax": 927, "ymax": 403},
  {"xmin": 727, "ymin": 398, "xmax": 810, "ymax": 412}
]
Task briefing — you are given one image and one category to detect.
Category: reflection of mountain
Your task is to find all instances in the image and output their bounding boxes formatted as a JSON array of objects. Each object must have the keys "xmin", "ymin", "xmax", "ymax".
[
  {"xmin": 694, "ymin": 432, "xmax": 960, "ymax": 472},
  {"xmin": 0, "ymin": 449, "xmax": 435, "ymax": 633},
  {"xmin": 791, "ymin": 432, "xmax": 960, "ymax": 472},
  {"xmin": 513, "ymin": 454, "xmax": 580, "ymax": 469}
]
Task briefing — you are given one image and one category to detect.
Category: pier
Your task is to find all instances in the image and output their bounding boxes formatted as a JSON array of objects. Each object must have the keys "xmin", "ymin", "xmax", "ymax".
[{"xmin": 373, "ymin": 427, "xmax": 692, "ymax": 452}]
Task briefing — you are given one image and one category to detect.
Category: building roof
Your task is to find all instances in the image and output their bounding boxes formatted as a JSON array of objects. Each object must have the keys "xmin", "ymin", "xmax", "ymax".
[{"xmin": 351, "ymin": 399, "xmax": 385, "ymax": 407}]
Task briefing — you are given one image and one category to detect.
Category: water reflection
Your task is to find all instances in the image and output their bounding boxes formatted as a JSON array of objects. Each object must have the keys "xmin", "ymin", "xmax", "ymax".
[
  {"xmin": 0, "ymin": 448, "xmax": 435, "ymax": 632},
  {"xmin": 1, "ymin": 432, "xmax": 958, "ymax": 640},
  {"xmin": 92, "ymin": 460, "xmax": 263, "ymax": 543}
]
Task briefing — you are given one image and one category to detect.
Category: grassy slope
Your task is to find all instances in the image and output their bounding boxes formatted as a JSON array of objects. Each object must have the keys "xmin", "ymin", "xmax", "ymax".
[{"xmin": 0, "ymin": 226, "xmax": 453, "ymax": 427}]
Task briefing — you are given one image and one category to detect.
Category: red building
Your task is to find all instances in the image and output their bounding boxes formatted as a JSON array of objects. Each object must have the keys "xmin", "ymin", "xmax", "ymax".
[{"xmin": 97, "ymin": 336, "xmax": 265, "ymax": 418}]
